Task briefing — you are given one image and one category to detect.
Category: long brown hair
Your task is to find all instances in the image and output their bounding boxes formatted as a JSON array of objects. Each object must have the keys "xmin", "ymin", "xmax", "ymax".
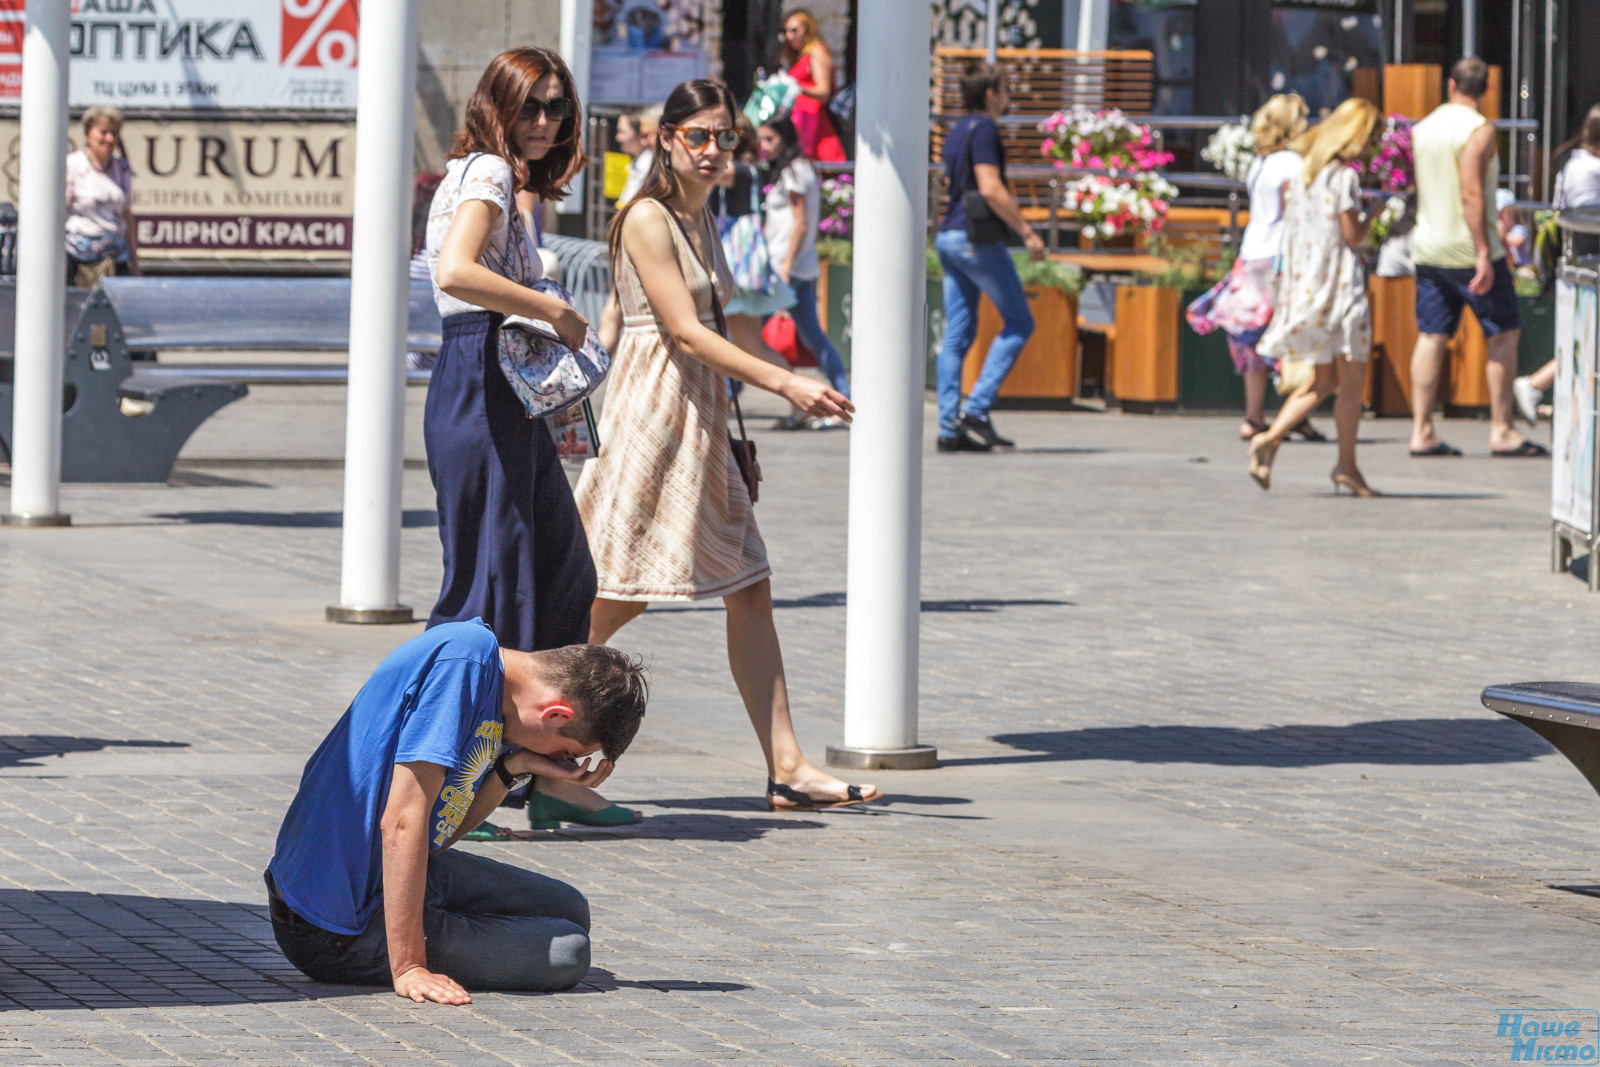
[
  {"xmin": 781, "ymin": 8, "xmax": 824, "ymax": 67},
  {"xmin": 1557, "ymin": 104, "xmax": 1600, "ymax": 160},
  {"xmin": 606, "ymin": 79, "xmax": 738, "ymax": 271},
  {"xmin": 448, "ymin": 47, "xmax": 583, "ymax": 200}
]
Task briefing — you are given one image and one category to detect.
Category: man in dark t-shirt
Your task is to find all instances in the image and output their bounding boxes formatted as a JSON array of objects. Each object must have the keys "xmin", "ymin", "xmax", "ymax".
[{"xmin": 934, "ymin": 62, "xmax": 1046, "ymax": 452}]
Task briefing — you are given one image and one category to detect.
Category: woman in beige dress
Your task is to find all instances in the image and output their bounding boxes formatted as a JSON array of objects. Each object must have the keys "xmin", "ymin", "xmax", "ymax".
[{"xmin": 575, "ymin": 79, "xmax": 875, "ymax": 810}]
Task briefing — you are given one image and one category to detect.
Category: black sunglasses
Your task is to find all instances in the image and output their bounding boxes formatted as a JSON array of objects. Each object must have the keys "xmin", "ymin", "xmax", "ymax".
[
  {"xmin": 672, "ymin": 125, "xmax": 740, "ymax": 152},
  {"xmin": 519, "ymin": 97, "xmax": 573, "ymax": 124}
]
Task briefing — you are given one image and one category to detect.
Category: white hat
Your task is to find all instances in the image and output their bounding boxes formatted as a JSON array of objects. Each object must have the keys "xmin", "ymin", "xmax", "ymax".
[{"xmin": 1495, "ymin": 188, "xmax": 1517, "ymax": 213}]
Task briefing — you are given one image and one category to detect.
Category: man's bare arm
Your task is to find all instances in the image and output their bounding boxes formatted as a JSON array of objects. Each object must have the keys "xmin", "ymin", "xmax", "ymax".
[
  {"xmin": 1460, "ymin": 124, "xmax": 1498, "ymax": 295},
  {"xmin": 381, "ymin": 761, "xmax": 471, "ymax": 1005}
]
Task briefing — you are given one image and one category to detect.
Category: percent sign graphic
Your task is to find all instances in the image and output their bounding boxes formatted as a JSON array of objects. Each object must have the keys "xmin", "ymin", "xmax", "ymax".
[{"xmin": 283, "ymin": 0, "xmax": 359, "ymax": 69}]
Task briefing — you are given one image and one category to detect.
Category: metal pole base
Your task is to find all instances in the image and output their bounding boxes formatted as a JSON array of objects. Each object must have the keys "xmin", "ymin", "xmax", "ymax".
[
  {"xmin": 326, "ymin": 605, "xmax": 414, "ymax": 625},
  {"xmin": 826, "ymin": 744, "xmax": 938, "ymax": 771},
  {"xmin": 2, "ymin": 512, "xmax": 71, "ymax": 527}
]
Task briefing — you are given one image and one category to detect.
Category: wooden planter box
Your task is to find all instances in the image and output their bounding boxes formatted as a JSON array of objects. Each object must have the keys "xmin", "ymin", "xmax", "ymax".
[
  {"xmin": 1369, "ymin": 276, "xmax": 1557, "ymax": 417},
  {"xmin": 961, "ymin": 286, "xmax": 1079, "ymax": 403},
  {"xmin": 1110, "ymin": 285, "xmax": 1180, "ymax": 408}
]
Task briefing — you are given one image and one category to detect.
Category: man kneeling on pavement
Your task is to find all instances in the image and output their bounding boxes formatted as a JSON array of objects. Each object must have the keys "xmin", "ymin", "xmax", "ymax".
[{"xmin": 265, "ymin": 619, "xmax": 648, "ymax": 1004}]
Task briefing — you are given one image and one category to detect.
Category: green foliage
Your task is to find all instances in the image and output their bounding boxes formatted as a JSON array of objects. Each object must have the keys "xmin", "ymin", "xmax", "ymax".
[
  {"xmin": 1514, "ymin": 271, "xmax": 1544, "ymax": 298},
  {"xmin": 927, "ymin": 246, "xmax": 942, "ymax": 281},
  {"xmin": 1013, "ymin": 253, "xmax": 1084, "ymax": 297},
  {"xmin": 816, "ymin": 237, "xmax": 853, "ymax": 266},
  {"xmin": 1131, "ymin": 237, "xmax": 1231, "ymax": 291}
]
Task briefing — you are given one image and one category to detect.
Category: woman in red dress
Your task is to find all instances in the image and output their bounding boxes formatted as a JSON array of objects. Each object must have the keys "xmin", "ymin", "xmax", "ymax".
[{"xmin": 781, "ymin": 9, "xmax": 846, "ymax": 162}]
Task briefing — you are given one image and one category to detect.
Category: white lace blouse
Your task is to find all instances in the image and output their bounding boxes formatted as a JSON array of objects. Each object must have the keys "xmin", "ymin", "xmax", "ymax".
[{"xmin": 425, "ymin": 153, "xmax": 542, "ymax": 318}]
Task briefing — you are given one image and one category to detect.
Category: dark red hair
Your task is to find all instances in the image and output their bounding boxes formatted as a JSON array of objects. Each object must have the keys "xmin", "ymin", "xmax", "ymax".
[{"xmin": 449, "ymin": 47, "xmax": 583, "ymax": 200}]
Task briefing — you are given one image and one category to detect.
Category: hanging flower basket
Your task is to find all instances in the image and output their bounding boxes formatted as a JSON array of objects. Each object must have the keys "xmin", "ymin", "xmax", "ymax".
[
  {"xmin": 1355, "ymin": 115, "xmax": 1414, "ymax": 193},
  {"xmin": 1200, "ymin": 121, "xmax": 1256, "ymax": 182},
  {"xmin": 1039, "ymin": 108, "xmax": 1178, "ymax": 241}
]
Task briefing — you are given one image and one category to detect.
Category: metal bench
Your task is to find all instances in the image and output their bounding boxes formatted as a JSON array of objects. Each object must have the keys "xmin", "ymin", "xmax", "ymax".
[
  {"xmin": 1481, "ymin": 683, "xmax": 1600, "ymax": 798},
  {"xmin": 0, "ymin": 277, "xmax": 442, "ymax": 482}
]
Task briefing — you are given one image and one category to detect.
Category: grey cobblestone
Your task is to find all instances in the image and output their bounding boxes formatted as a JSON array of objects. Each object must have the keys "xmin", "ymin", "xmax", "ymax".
[{"xmin": 0, "ymin": 389, "xmax": 1593, "ymax": 1063}]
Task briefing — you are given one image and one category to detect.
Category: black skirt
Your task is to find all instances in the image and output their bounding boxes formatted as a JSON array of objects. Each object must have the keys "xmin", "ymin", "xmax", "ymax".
[{"xmin": 423, "ymin": 311, "xmax": 596, "ymax": 651}]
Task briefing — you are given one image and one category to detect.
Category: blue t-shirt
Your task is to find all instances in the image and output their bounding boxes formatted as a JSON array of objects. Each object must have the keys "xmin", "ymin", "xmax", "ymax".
[
  {"xmin": 268, "ymin": 620, "xmax": 506, "ymax": 935},
  {"xmin": 941, "ymin": 113, "xmax": 1005, "ymax": 234}
]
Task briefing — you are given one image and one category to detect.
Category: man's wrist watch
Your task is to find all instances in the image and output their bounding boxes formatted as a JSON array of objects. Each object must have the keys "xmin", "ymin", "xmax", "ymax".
[{"xmin": 493, "ymin": 752, "xmax": 531, "ymax": 789}]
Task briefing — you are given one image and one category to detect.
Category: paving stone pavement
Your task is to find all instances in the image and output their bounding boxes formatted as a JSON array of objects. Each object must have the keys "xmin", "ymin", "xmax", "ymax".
[{"xmin": 3, "ymin": 385, "xmax": 1599, "ymax": 1065}]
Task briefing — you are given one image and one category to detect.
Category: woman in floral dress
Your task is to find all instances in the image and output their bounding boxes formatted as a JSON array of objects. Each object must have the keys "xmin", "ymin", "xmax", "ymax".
[{"xmin": 1248, "ymin": 97, "xmax": 1380, "ymax": 497}]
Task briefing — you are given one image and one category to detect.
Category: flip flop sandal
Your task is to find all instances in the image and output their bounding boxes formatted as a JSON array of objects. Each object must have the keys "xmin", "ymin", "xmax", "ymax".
[
  {"xmin": 1409, "ymin": 442, "xmax": 1463, "ymax": 456},
  {"xmin": 1290, "ymin": 419, "xmax": 1328, "ymax": 442},
  {"xmin": 766, "ymin": 780, "xmax": 872, "ymax": 811},
  {"xmin": 1238, "ymin": 419, "xmax": 1269, "ymax": 441},
  {"xmin": 1492, "ymin": 440, "xmax": 1551, "ymax": 457}
]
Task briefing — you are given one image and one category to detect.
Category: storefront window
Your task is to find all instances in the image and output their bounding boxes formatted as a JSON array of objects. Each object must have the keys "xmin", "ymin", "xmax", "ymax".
[
  {"xmin": 1270, "ymin": 2, "xmax": 1387, "ymax": 116},
  {"xmin": 1108, "ymin": 0, "xmax": 1196, "ymax": 115}
]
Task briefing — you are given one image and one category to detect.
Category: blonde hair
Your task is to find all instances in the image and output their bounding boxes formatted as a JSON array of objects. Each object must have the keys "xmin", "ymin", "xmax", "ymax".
[
  {"xmin": 1292, "ymin": 97, "xmax": 1379, "ymax": 185},
  {"xmin": 80, "ymin": 106, "xmax": 123, "ymax": 135},
  {"xmin": 781, "ymin": 8, "xmax": 824, "ymax": 66},
  {"xmin": 1250, "ymin": 94, "xmax": 1308, "ymax": 156}
]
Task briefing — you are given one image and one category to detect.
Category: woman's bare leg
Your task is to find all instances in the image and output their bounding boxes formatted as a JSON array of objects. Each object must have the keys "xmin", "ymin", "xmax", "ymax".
[
  {"xmin": 1332, "ymin": 357, "xmax": 1368, "ymax": 480},
  {"xmin": 590, "ymin": 596, "xmax": 648, "ymax": 644},
  {"xmin": 724, "ymin": 579, "xmax": 875, "ymax": 803}
]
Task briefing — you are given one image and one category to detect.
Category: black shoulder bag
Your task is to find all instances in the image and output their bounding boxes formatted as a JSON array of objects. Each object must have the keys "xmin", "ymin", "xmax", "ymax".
[{"xmin": 960, "ymin": 120, "xmax": 1010, "ymax": 246}]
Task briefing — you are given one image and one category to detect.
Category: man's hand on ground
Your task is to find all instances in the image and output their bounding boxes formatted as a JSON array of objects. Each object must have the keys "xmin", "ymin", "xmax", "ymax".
[
  {"xmin": 1470, "ymin": 253, "xmax": 1494, "ymax": 296},
  {"xmin": 394, "ymin": 965, "xmax": 471, "ymax": 1005},
  {"xmin": 506, "ymin": 750, "xmax": 615, "ymax": 790}
]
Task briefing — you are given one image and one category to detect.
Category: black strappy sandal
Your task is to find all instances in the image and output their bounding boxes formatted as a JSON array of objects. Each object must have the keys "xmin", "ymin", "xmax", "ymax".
[{"xmin": 766, "ymin": 780, "xmax": 872, "ymax": 811}]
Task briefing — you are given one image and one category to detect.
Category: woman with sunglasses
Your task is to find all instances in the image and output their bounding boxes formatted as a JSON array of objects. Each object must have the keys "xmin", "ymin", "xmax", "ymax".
[
  {"xmin": 425, "ymin": 48, "xmax": 640, "ymax": 831},
  {"xmin": 575, "ymin": 79, "xmax": 875, "ymax": 812}
]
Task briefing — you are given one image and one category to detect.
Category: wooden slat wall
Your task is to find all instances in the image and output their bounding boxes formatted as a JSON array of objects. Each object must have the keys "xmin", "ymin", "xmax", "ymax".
[{"xmin": 931, "ymin": 47, "xmax": 1156, "ymax": 167}]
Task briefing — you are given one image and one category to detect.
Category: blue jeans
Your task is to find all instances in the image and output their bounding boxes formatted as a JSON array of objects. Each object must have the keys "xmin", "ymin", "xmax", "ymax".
[
  {"xmin": 788, "ymin": 275, "xmax": 851, "ymax": 396},
  {"xmin": 935, "ymin": 229, "xmax": 1034, "ymax": 435},
  {"xmin": 267, "ymin": 849, "xmax": 591, "ymax": 992}
]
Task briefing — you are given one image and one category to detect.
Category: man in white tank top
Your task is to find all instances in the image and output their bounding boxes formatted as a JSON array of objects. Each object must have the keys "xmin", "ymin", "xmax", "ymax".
[{"xmin": 1407, "ymin": 57, "xmax": 1545, "ymax": 458}]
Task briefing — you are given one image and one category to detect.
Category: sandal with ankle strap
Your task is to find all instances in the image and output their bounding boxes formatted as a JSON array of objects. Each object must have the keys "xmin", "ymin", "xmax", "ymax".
[{"xmin": 766, "ymin": 780, "xmax": 873, "ymax": 811}]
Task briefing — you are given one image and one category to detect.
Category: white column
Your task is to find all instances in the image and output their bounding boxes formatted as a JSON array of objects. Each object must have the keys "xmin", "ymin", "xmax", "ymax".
[
  {"xmin": 327, "ymin": 0, "xmax": 416, "ymax": 624},
  {"xmin": 1462, "ymin": 0, "xmax": 1478, "ymax": 58},
  {"xmin": 2, "ymin": 0, "xmax": 71, "ymax": 528},
  {"xmin": 984, "ymin": 0, "xmax": 999, "ymax": 63},
  {"xmin": 1076, "ymin": 0, "xmax": 1110, "ymax": 52},
  {"xmin": 557, "ymin": 0, "xmax": 593, "ymax": 216},
  {"xmin": 827, "ymin": 0, "xmax": 936, "ymax": 771}
]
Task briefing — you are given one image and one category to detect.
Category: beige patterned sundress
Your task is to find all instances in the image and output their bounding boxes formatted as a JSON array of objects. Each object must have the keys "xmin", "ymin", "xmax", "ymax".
[{"xmin": 574, "ymin": 198, "xmax": 770, "ymax": 602}]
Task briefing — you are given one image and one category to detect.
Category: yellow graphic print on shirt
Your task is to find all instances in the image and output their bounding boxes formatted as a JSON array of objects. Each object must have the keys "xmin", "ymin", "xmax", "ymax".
[{"xmin": 431, "ymin": 720, "xmax": 503, "ymax": 847}]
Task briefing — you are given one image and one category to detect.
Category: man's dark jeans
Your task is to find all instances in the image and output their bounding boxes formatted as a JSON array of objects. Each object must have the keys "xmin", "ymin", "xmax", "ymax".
[{"xmin": 267, "ymin": 849, "xmax": 591, "ymax": 992}]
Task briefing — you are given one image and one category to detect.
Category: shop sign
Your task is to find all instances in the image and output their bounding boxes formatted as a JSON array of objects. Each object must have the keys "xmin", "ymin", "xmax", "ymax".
[
  {"xmin": 0, "ymin": 0, "xmax": 360, "ymax": 110},
  {"xmin": 0, "ymin": 117, "xmax": 355, "ymax": 263}
]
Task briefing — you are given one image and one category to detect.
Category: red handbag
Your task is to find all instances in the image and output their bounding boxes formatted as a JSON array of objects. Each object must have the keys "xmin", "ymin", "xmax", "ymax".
[{"xmin": 761, "ymin": 311, "xmax": 816, "ymax": 368}]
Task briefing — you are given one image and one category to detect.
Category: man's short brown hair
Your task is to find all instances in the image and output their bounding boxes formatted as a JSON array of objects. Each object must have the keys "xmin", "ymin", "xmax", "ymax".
[
  {"xmin": 541, "ymin": 645, "xmax": 649, "ymax": 761},
  {"xmin": 960, "ymin": 62, "xmax": 1005, "ymax": 113},
  {"xmin": 1450, "ymin": 56, "xmax": 1490, "ymax": 100}
]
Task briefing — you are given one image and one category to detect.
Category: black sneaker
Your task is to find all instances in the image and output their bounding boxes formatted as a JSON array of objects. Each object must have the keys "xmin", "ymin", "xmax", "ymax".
[
  {"xmin": 959, "ymin": 413, "xmax": 1014, "ymax": 448},
  {"xmin": 937, "ymin": 431, "xmax": 993, "ymax": 453}
]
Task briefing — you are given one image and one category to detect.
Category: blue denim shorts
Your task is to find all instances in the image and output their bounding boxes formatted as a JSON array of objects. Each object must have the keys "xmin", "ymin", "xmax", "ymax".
[{"xmin": 1415, "ymin": 259, "xmax": 1522, "ymax": 338}]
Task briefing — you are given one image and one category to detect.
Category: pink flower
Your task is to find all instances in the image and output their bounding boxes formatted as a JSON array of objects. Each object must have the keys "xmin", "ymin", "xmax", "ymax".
[{"xmin": 1041, "ymin": 139, "xmax": 1055, "ymax": 155}]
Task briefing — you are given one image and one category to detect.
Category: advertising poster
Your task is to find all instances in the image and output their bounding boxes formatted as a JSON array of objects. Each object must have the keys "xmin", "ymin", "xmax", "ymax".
[
  {"xmin": 0, "ymin": 117, "xmax": 355, "ymax": 264},
  {"xmin": 0, "ymin": 0, "xmax": 360, "ymax": 111},
  {"xmin": 1552, "ymin": 279, "xmax": 1599, "ymax": 534},
  {"xmin": 589, "ymin": 0, "xmax": 706, "ymax": 106}
]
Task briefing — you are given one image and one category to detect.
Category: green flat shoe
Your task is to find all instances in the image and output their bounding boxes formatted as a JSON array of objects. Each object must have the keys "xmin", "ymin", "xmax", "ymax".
[
  {"xmin": 461, "ymin": 821, "xmax": 513, "ymax": 841},
  {"xmin": 526, "ymin": 791, "xmax": 643, "ymax": 829}
]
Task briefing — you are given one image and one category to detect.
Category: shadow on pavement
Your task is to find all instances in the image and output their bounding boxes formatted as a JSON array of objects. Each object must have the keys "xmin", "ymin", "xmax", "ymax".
[
  {"xmin": 577, "ymin": 969, "xmax": 750, "ymax": 994},
  {"xmin": 939, "ymin": 717, "xmax": 1552, "ymax": 768},
  {"xmin": 0, "ymin": 889, "xmax": 338, "ymax": 1010},
  {"xmin": 496, "ymin": 811, "xmax": 831, "ymax": 842},
  {"xmin": 648, "ymin": 592, "xmax": 1071, "ymax": 613},
  {"xmin": 153, "ymin": 509, "xmax": 438, "ymax": 528},
  {"xmin": 0, "ymin": 736, "xmax": 186, "ymax": 772}
]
